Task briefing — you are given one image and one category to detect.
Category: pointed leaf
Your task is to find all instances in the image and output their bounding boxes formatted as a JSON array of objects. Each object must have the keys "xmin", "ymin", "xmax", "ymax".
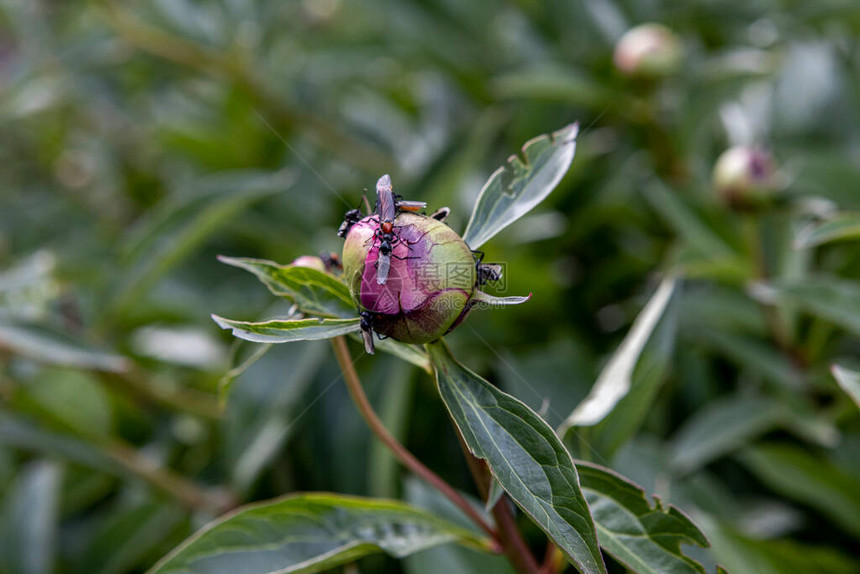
[
  {"xmin": 669, "ymin": 396, "xmax": 786, "ymax": 475},
  {"xmin": 0, "ymin": 324, "xmax": 128, "ymax": 373},
  {"xmin": 577, "ymin": 461, "xmax": 710, "ymax": 574},
  {"xmin": 148, "ymin": 493, "xmax": 490, "ymax": 574},
  {"xmin": 739, "ymin": 444, "xmax": 860, "ymax": 538},
  {"xmin": 218, "ymin": 256, "xmax": 355, "ymax": 318},
  {"xmin": 640, "ymin": 182, "xmax": 736, "ymax": 259},
  {"xmin": 212, "ymin": 315, "xmax": 360, "ymax": 343},
  {"xmin": 559, "ymin": 277, "xmax": 677, "ymax": 434},
  {"xmin": 426, "ymin": 340, "xmax": 606, "ymax": 574},
  {"xmin": 770, "ymin": 277, "xmax": 860, "ymax": 338},
  {"xmin": 113, "ymin": 170, "xmax": 291, "ymax": 312},
  {"xmin": 471, "ymin": 290, "xmax": 532, "ymax": 306},
  {"xmin": 462, "ymin": 123, "xmax": 578, "ymax": 249},
  {"xmin": 795, "ymin": 213, "xmax": 860, "ymax": 249},
  {"xmin": 403, "ymin": 477, "xmax": 515, "ymax": 574},
  {"xmin": 0, "ymin": 461, "xmax": 62, "ymax": 574},
  {"xmin": 831, "ymin": 364, "xmax": 860, "ymax": 409},
  {"xmin": 353, "ymin": 335, "xmax": 431, "ymax": 373}
]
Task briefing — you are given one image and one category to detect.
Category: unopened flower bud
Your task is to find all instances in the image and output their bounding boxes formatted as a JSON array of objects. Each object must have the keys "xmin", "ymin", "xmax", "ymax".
[
  {"xmin": 614, "ymin": 23, "xmax": 682, "ymax": 77},
  {"xmin": 342, "ymin": 212, "xmax": 476, "ymax": 344},
  {"xmin": 289, "ymin": 255, "xmax": 327, "ymax": 272},
  {"xmin": 713, "ymin": 146, "xmax": 780, "ymax": 208}
]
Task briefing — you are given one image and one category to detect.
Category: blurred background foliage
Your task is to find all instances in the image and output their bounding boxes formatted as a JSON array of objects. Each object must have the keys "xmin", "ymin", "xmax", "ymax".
[{"xmin": 2, "ymin": 0, "xmax": 860, "ymax": 572}]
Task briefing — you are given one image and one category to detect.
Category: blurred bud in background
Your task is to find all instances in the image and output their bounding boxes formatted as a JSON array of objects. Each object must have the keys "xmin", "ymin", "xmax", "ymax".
[
  {"xmin": 289, "ymin": 255, "xmax": 328, "ymax": 272},
  {"xmin": 712, "ymin": 146, "xmax": 781, "ymax": 209},
  {"xmin": 614, "ymin": 23, "xmax": 682, "ymax": 78}
]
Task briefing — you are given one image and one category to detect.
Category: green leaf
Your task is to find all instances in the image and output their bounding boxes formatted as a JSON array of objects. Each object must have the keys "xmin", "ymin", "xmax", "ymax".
[
  {"xmin": 0, "ymin": 410, "xmax": 119, "ymax": 474},
  {"xmin": 485, "ymin": 478, "xmax": 504, "ymax": 512},
  {"xmin": 640, "ymin": 182, "xmax": 736, "ymax": 260},
  {"xmin": 0, "ymin": 323, "xmax": 128, "ymax": 373},
  {"xmin": 148, "ymin": 493, "xmax": 490, "ymax": 574},
  {"xmin": 706, "ymin": 519, "xmax": 857, "ymax": 574},
  {"xmin": 224, "ymin": 341, "xmax": 327, "ymax": 493},
  {"xmin": 559, "ymin": 277, "xmax": 677, "ymax": 434},
  {"xmin": 113, "ymin": 169, "xmax": 292, "ymax": 312},
  {"xmin": 357, "ymin": 335, "xmax": 431, "ymax": 373},
  {"xmin": 493, "ymin": 67, "xmax": 622, "ymax": 110},
  {"xmin": 669, "ymin": 396, "xmax": 786, "ymax": 475},
  {"xmin": 739, "ymin": 444, "xmax": 860, "ymax": 538},
  {"xmin": 403, "ymin": 477, "xmax": 514, "ymax": 574},
  {"xmin": 795, "ymin": 213, "xmax": 860, "ymax": 249},
  {"xmin": 426, "ymin": 340, "xmax": 606, "ymax": 574},
  {"xmin": 212, "ymin": 315, "xmax": 360, "ymax": 343},
  {"xmin": 79, "ymin": 501, "xmax": 187, "ymax": 574},
  {"xmin": 831, "ymin": 364, "xmax": 860, "ymax": 409},
  {"xmin": 22, "ymin": 368, "xmax": 113, "ymax": 439},
  {"xmin": 699, "ymin": 329, "xmax": 804, "ymax": 389},
  {"xmin": 219, "ymin": 341, "xmax": 273, "ymax": 400},
  {"xmin": 769, "ymin": 276, "xmax": 860, "ymax": 338},
  {"xmin": 577, "ymin": 461, "xmax": 710, "ymax": 574},
  {"xmin": 462, "ymin": 122, "xmax": 578, "ymax": 250},
  {"xmin": 470, "ymin": 290, "xmax": 532, "ymax": 306},
  {"xmin": 218, "ymin": 256, "xmax": 355, "ymax": 318},
  {"xmin": 0, "ymin": 461, "xmax": 62, "ymax": 574}
]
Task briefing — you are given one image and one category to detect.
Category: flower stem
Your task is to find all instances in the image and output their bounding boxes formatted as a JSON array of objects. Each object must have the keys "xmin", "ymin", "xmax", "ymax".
[{"xmin": 331, "ymin": 337, "xmax": 499, "ymax": 544}]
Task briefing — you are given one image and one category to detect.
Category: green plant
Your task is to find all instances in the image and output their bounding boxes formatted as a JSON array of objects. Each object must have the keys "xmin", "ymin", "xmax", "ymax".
[
  {"xmin": 3, "ymin": 1, "xmax": 860, "ymax": 573},
  {"xmin": 161, "ymin": 122, "xmax": 713, "ymax": 574}
]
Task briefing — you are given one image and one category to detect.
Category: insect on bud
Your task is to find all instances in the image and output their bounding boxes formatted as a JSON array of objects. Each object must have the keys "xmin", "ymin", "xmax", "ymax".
[
  {"xmin": 342, "ymin": 212, "xmax": 476, "ymax": 347},
  {"xmin": 712, "ymin": 146, "xmax": 781, "ymax": 209},
  {"xmin": 614, "ymin": 23, "xmax": 682, "ymax": 78}
]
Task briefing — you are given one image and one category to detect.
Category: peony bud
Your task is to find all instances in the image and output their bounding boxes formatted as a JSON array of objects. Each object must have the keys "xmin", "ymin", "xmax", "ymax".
[
  {"xmin": 712, "ymin": 146, "xmax": 780, "ymax": 209},
  {"xmin": 342, "ymin": 212, "xmax": 476, "ymax": 345},
  {"xmin": 614, "ymin": 23, "xmax": 682, "ymax": 78},
  {"xmin": 290, "ymin": 255, "xmax": 328, "ymax": 272}
]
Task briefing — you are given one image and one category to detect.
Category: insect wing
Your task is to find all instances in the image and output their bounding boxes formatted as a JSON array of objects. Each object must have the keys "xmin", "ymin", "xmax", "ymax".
[
  {"xmin": 376, "ymin": 252, "xmax": 391, "ymax": 285},
  {"xmin": 397, "ymin": 200, "xmax": 427, "ymax": 212},
  {"xmin": 361, "ymin": 327, "xmax": 376, "ymax": 354},
  {"xmin": 376, "ymin": 174, "xmax": 396, "ymax": 222}
]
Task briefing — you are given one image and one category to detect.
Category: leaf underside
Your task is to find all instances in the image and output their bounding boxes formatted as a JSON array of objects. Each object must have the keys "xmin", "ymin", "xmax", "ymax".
[
  {"xmin": 795, "ymin": 213, "xmax": 860, "ymax": 249},
  {"xmin": 212, "ymin": 315, "xmax": 361, "ymax": 343},
  {"xmin": 426, "ymin": 340, "xmax": 606, "ymax": 574},
  {"xmin": 831, "ymin": 364, "xmax": 860, "ymax": 409},
  {"xmin": 148, "ymin": 493, "xmax": 488, "ymax": 574},
  {"xmin": 462, "ymin": 122, "xmax": 578, "ymax": 250},
  {"xmin": 218, "ymin": 256, "xmax": 355, "ymax": 318},
  {"xmin": 577, "ymin": 462, "xmax": 711, "ymax": 574},
  {"xmin": 216, "ymin": 256, "xmax": 431, "ymax": 369},
  {"xmin": 559, "ymin": 277, "xmax": 677, "ymax": 434}
]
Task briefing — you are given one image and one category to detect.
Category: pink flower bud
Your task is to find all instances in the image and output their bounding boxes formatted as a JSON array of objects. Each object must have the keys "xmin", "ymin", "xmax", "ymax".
[
  {"xmin": 713, "ymin": 146, "xmax": 780, "ymax": 209},
  {"xmin": 342, "ymin": 212, "xmax": 476, "ymax": 344},
  {"xmin": 289, "ymin": 255, "xmax": 328, "ymax": 272},
  {"xmin": 614, "ymin": 23, "xmax": 682, "ymax": 78}
]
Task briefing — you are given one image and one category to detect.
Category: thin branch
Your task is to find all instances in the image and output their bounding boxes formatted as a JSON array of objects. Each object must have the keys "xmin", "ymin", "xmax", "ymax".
[
  {"xmin": 331, "ymin": 337, "xmax": 500, "ymax": 544},
  {"xmin": 741, "ymin": 215, "xmax": 807, "ymax": 367}
]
